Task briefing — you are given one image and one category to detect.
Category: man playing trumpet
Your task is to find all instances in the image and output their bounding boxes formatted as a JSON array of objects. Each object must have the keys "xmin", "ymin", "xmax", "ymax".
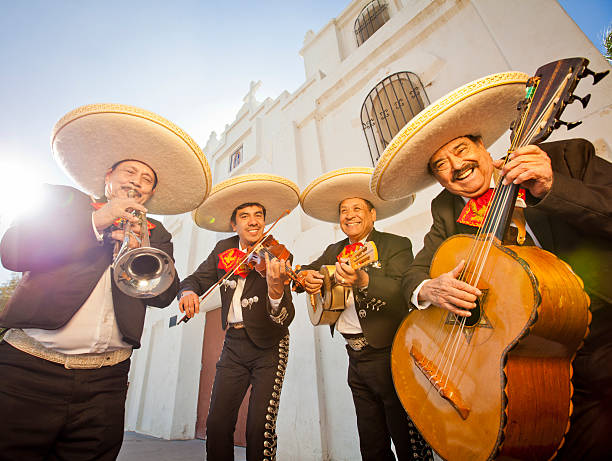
[{"xmin": 0, "ymin": 104, "xmax": 211, "ymax": 460}]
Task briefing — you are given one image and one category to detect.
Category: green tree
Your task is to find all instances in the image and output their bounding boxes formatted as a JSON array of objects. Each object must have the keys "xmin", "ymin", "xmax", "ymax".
[
  {"xmin": 0, "ymin": 274, "xmax": 20, "ymax": 338},
  {"xmin": 0, "ymin": 274, "xmax": 20, "ymax": 312}
]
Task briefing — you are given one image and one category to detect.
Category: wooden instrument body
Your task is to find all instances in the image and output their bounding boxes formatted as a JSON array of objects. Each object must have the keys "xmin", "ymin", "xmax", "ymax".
[
  {"xmin": 307, "ymin": 265, "xmax": 348, "ymax": 326},
  {"xmin": 392, "ymin": 234, "xmax": 590, "ymax": 460}
]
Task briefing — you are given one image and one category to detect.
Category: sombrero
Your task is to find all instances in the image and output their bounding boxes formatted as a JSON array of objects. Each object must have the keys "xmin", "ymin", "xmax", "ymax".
[
  {"xmin": 192, "ymin": 174, "xmax": 300, "ymax": 232},
  {"xmin": 301, "ymin": 167, "xmax": 414, "ymax": 223},
  {"xmin": 370, "ymin": 71, "xmax": 529, "ymax": 200},
  {"xmin": 52, "ymin": 103, "xmax": 212, "ymax": 215}
]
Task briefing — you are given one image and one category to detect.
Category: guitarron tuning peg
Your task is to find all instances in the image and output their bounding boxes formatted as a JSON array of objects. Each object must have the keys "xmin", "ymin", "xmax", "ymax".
[
  {"xmin": 554, "ymin": 119, "xmax": 582, "ymax": 130},
  {"xmin": 569, "ymin": 93, "xmax": 591, "ymax": 109},
  {"xmin": 579, "ymin": 67, "xmax": 609, "ymax": 85}
]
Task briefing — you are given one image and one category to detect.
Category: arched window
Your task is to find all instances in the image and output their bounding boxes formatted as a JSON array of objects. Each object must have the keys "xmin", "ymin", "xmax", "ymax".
[
  {"xmin": 361, "ymin": 72, "xmax": 429, "ymax": 166},
  {"xmin": 354, "ymin": 0, "xmax": 390, "ymax": 46}
]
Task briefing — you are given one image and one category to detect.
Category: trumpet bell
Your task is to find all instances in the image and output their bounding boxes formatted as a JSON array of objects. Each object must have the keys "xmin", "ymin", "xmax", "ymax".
[{"xmin": 113, "ymin": 246, "xmax": 176, "ymax": 298}]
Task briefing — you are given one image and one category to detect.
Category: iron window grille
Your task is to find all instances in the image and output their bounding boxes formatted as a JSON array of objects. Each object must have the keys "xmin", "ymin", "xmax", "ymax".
[
  {"xmin": 361, "ymin": 71, "xmax": 429, "ymax": 166},
  {"xmin": 354, "ymin": 0, "xmax": 390, "ymax": 46}
]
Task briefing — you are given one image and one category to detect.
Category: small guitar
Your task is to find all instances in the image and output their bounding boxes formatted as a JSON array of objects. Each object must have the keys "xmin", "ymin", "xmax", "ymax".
[{"xmin": 302, "ymin": 241, "xmax": 378, "ymax": 326}]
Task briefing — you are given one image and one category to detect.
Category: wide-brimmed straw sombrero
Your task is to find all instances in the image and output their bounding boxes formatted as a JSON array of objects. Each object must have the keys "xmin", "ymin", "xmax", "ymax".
[
  {"xmin": 301, "ymin": 167, "xmax": 414, "ymax": 223},
  {"xmin": 370, "ymin": 71, "xmax": 529, "ymax": 200},
  {"xmin": 52, "ymin": 103, "xmax": 212, "ymax": 215},
  {"xmin": 192, "ymin": 174, "xmax": 300, "ymax": 232}
]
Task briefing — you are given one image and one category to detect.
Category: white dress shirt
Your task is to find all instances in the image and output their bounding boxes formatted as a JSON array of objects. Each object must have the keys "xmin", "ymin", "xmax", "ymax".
[{"xmin": 22, "ymin": 213, "xmax": 132, "ymax": 354}]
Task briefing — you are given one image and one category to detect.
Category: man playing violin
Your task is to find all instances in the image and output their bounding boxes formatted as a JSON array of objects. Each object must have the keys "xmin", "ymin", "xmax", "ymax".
[
  {"xmin": 297, "ymin": 168, "xmax": 433, "ymax": 461},
  {"xmin": 372, "ymin": 74, "xmax": 612, "ymax": 459},
  {"xmin": 0, "ymin": 104, "xmax": 209, "ymax": 460},
  {"xmin": 179, "ymin": 174, "xmax": 299, "ymax": 461}
]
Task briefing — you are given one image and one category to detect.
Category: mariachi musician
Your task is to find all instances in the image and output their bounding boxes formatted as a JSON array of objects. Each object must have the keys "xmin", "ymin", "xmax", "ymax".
[
  {"xmin": 371, "ymin": 71, "xmax": 612, "ymax": 459},
  {"xmin": 178, "ymin": 173, "xmax": 299, "ymax": 461},
  {"xmin": 297, "ymin": 167, "xmax": 433, "ymax": 461},
  {"xmin": 0, "ymin": 104, "xmax": 211, "ymax": 460}
]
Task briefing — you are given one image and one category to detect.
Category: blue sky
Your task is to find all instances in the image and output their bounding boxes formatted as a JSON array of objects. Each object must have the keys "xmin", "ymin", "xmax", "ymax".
[{"xmin": 0, "ymin": 0, "xmax": 610, "ymax": 282}]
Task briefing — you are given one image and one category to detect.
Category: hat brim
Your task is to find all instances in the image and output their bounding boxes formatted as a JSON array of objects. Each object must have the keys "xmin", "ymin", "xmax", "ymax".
[
  {"xmin": 52, "ymin": 104, "xmax": 211, "ymax": 215},
  {"xmin": 301, "ymin": 167, "xmax": 414, "ymax": 223},
  {"xmin": 192, "ymin": 174, "xmax": 300, "ymax": 232},
  {"xmin": 371, "ymin": 72, "xmax": 529, "ymax": 200}
]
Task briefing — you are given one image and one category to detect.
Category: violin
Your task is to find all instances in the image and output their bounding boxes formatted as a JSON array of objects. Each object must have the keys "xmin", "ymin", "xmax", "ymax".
[
  {"xmin": 177, "ymin": 230, "xmax": 305, "ymax": 325},
  {"xmin": 243, "ymin": 235, "xmax": 301, "ymax": 287}
]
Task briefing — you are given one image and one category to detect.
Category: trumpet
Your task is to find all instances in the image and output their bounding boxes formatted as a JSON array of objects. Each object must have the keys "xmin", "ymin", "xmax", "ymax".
[{"xmin": 112, "ymin": 190, "xmax": 176, "ymax": 298}]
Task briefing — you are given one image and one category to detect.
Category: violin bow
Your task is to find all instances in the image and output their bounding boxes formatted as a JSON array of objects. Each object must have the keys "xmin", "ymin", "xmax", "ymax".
[{"xmin": 177, "ymin": 209, "xmax": 291, "ymax": 325}]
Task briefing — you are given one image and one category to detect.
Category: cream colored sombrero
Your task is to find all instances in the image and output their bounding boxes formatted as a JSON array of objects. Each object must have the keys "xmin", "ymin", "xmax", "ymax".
[
  {"xmin": 301, "ymin": 167, "xmax": 414, "ymax": 223},
  {"xmin": 371, "ymin": 71, "xmax": 530, "ymax": 200},
  {"xmin": 192, "ymin": 174, "xmax": 300, "ymax": 232},
  {"xmin": 52, "ymin": 103, "xmax": 212, "ymax": 215}
]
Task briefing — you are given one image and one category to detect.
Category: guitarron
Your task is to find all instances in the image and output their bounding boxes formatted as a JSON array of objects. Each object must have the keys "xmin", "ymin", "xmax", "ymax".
[{"xmin": 391, "ymin": 57, "xmax": 608, "ymax": 460}]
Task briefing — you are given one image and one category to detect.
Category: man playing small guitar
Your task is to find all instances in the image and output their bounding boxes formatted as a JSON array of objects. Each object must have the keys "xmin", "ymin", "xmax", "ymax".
[{"xmin": 297, "ymin": 167, "xmax": 433, "ymax": 461}]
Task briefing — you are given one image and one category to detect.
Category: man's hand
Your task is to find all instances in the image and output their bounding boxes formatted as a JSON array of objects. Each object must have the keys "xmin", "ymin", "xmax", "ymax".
[
  {"xmin": 418, "ymin": 260, "xmax": 481, "ymax": 317},
  {"xmin": 265, "ymin": 253, "xmax": 289, "ymax": 300},
  {"xmin": 299, "ymin": 269, "xmax": 324, "ymax": 295},
  {"xmin": 495, "ymin": 144, "xmax": 553, "ymax": 198},
  {"xmin": 92, "ymin": 198, "xmax": 147, "ymax": 231},
  {"xmin": 178, "ymin": 291, "xmax": 200, "ymax": 319},
  {"xmin": 335, "ymin": 258, "xmax": 368, "ymax": 288},
  {"xmin": 109, "ymin": 222, "xmax": 145, "ymax": 249}
]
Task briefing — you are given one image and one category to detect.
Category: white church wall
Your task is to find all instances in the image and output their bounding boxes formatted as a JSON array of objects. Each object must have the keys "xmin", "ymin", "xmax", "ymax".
[{"xmin": 126, "ymin": 0, "xmax": 612, "ymax": 458}]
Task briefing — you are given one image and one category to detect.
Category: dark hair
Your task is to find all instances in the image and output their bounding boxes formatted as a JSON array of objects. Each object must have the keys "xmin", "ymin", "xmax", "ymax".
[
  {"xmin": 110, "ymin": 159, "xmax": 158, "ymax": 189},
  {"xmin": 427, "ymin": 134, "xmax": 483, "ymax": 175},
  {"xmin": 338, "ymin": 197, "xmax": 375, "ymax": 214},
  {"xmin": 230, "ymin": 202, "xmax": 267, "ymax": 224}
]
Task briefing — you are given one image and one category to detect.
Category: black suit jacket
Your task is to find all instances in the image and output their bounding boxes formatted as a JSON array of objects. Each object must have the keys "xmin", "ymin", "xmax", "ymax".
[
  {"xmin": 403, "ymin": 138, "xmax": 612, "ymax": 309},
  {"xmin": 0, "ymin": 185, "xmax": 179, "ymax": 348},
  {"xmin": 300, "ymin": 228, "xmax": 414, "ymax": 348},
  {"xmin": 179, "ymin": 235, "xmax": 294, "ymax": 348}
]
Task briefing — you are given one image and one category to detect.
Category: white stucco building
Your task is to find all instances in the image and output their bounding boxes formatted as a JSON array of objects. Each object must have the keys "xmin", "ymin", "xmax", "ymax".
[{"xmin": 124, "ymin": 1, "xmax": 612, "ymax": 459}]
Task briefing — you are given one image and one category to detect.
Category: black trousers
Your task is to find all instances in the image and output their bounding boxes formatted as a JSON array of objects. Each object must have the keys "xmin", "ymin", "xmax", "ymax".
[
  {"xmin": 206, "ymin": 328, "xmax": 289, "ymax": 461},
  {"xmin": 0, "ymin": 341, "xmax": 130, "ymax": 461},
  {"xmin": 555, "ymin": 304, "xmax": 612, "ymax": 461},
  {"xmin": 346, "ymin": 344, "xmax": 433, "ymax": 461}
]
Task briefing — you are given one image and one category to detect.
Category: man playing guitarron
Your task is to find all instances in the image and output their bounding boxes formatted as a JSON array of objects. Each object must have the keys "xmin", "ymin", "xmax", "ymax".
[{"xmin": 372, "ymin": 69, "xmax": 612, "ymax": 460}]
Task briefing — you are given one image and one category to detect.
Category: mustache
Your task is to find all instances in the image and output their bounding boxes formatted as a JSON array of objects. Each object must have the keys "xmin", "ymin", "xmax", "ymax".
[
  {"xmin": 452, "ymin": 161, "xmax": 479, "ymax": 181},
  {"xmin": 123, "ymin": 187, "xmax": 142, "ymax": 198}
]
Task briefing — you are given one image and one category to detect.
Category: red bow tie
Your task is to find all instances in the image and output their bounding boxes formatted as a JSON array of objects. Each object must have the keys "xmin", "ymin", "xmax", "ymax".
[
  {"xmin": 337, "ymin": 242, "xmax": 364, "ymax": 262},
  {"xmin": 457, "ymin": 188, "xmax": 526, "ymax": 228},
  {"xmin": 218, "ymin": 248, "xmax": 250, "ymax": 278}
]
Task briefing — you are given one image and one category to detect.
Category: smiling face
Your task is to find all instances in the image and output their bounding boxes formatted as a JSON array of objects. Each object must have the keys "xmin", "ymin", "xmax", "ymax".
[
  {"xmin": 104, "ymin": 160, "xmax": 156, "ymax": 204},
  {"xmin": 339, "ymin": 197, "xmax": 376, "ymax": 243},
  {"xmin": 429, "ymin": 136, "xmax": 494, "ymax": 198},
  {"xmin": 231, "ymin": 204, "xmax": 266, "ymax": 247}
]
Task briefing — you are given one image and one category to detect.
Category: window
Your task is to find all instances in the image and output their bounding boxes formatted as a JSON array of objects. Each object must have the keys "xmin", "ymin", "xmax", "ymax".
[
  {"xmin": 354, "ymin": 0, "xmax": 390, "ymax": 46},
  {"xmin": 361, "ymin": 72, "xmax": 429, "ymax": 166},
  {"xmin": 229, "ymin": 145, "xmax": 242, "ymax": 172}
]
